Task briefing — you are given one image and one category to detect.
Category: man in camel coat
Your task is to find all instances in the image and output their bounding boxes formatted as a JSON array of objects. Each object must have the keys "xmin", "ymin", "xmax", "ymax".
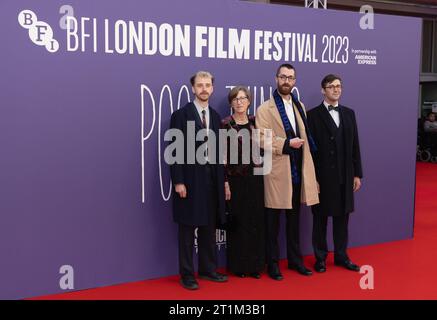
[{"xmin": 256, "ymin": 64, "xmax": 319, "ymax": 280}]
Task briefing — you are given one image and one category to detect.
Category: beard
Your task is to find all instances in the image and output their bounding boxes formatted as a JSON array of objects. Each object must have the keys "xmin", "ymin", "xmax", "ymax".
[
  {"xmin": 277, "ymin": 84, "xmax": 292, "ymax": 96},
  {"xmin": 196, "ymin": 92, "xmax": 210, "ymax": 102}
]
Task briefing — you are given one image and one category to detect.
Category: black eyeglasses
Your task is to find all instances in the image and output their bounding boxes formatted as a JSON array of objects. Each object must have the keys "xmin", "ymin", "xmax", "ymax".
[
  {"xmin": 277, "ymin": 75, "xmax": 296, "ymax": 82},
  {"xmin": 324, "ymin": 85, "xmax": 342, "ymax": 90},
  {"xmin": 232, "ymin": 96, "xmax": 248, "ymax": 103}
]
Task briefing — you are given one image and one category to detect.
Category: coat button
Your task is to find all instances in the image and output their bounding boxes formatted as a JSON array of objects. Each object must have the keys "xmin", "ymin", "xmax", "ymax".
[
  {"xmin": 330, "ymin": 136, "xmax": 334, "ymax": 140},
  {"xmin": 330, "ymin": 150, "xmax": 335, "ymax": 155}
]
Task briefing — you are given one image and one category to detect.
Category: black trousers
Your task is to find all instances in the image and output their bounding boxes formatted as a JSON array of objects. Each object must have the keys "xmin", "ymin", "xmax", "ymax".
[
  {"xmin": 178, "ymin": 165, "xmax": 218, "ymax": 278},
  {"xmin": 312, "ymin": 213, "xmax": 350, "ymax": 263},
  {"xmin": 265, "ymin": 183, "xmax": 303, "ymax": 267}
]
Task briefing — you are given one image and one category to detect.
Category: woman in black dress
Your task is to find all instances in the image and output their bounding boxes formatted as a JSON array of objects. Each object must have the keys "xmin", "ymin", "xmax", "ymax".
[{"xmin": 222, "ymin": 86, "xmax": 265, "ymax": 279}]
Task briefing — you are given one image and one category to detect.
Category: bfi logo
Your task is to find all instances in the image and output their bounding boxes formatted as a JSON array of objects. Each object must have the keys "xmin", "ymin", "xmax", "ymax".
[{"xmin": 18, "ymin": 9, "xmax": 59, "ymax": 53}]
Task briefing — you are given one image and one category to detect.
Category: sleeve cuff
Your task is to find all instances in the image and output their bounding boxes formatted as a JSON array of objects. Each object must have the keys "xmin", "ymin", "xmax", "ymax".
[{"xmin": 282, "ymin": 138, "xmax": 293, "ymax": 155}]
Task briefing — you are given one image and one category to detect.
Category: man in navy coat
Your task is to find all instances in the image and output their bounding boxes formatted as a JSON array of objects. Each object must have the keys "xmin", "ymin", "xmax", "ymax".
[
  {"xmin": 307, "ymin": 74, "xmax": 363, "ymax": 273},
  {"xmin": 169, "ymin": 71, "xmax": 227, "ymax": 290}
]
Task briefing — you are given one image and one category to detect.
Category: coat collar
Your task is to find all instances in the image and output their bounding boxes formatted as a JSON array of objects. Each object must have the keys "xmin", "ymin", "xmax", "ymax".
[
  {"xmin": 268, "ymin": 97, "xmax": 300, "ymax": 135},
  {"xmin": 317, "ymin": 102, "xmax": 340, "ymax": 137}
]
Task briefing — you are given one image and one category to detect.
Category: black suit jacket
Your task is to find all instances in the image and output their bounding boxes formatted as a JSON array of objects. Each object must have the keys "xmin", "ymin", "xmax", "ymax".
[
  {"xmin": 307, "ymin": 103, "xmax": 363, "ymax": 216},
  {"xmin": 169, "ymin": 102, "xmax": 225, "ymax": 226}
]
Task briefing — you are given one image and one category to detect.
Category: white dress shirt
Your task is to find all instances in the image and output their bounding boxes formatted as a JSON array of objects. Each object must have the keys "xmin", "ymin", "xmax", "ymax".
[
  {"xmin": 283, "ymin": 97, "xmax": 297, "ymax": 134},
  {"xmin": 323, "ymin": 100, "xmax": 340, "ymax": 127}
]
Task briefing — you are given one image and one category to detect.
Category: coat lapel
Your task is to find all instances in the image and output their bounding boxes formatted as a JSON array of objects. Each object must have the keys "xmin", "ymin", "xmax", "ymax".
[
  {"xmin": 187, "ymin": 102, "xmax": 203, "ymax": 130},
  {"xmin": 209, "ymin": 108, "xmax": 216, "ymax": 132},
  {"xmin": 318, "ymin": 103, "xmax": 338, "ymax": 137},
  {"xmin": 338, "ymin": 104, "xmax": 353, "ymax": 139},
  {"xmin": 268, "ymin": 99, "xmax": 287, "ymax": 134},
  {"xmin": 268, "ymin": 98, "xmax": 300, "ymax": 137}
]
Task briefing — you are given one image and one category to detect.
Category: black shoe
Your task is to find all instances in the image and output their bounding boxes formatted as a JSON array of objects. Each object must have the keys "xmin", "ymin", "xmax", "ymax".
[
  {"xmin": 334, "ymin": 260, "xmax": 360, "ymax": 272},
  {"xmin": 249, "ymin": 272, "xmax": 261, "ymax": 279},
  {"xmin": 314, "ymin": 260, "xmax": 326, "ymax": 273},
  {"xmin": 180, "ymin": 277, "xmax": 199, "ymax": 290},
  {"xmin": 198, "ymin": 272, "xmax": 228, "ymax": 282},
  {"xmin": 267, "ymin": 264, "xmax": 283, "ymax": 281},
  {"xmin": 288, "ymin": 264, "xmax": 313, "ymax": 276},
  {"xmin": 234, "ymin": 272, "xmax": 246, "ymax": 278}
]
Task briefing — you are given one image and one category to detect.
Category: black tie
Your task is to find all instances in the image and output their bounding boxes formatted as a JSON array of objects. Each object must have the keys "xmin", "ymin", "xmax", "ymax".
[
  {"xmin": 328, "ymin": 105, "xmax": 338, "ymax": 112},
  {"xmin": 201, "ymin": 110, "xmax": 207, "ymax": 128},
  {"xmin": 201, "ymin": 109, "xmax": 209, "ymax": 162}
]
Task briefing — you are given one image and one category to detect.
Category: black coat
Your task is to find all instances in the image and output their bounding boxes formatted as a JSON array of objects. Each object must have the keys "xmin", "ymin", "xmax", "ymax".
[
  {"xmin": 307, "ymin": 103, "xmax": 363, "ymax": 216},
  {"xmin": 169, "ymin": 102, "xmax": 225, "ymax": 226}
]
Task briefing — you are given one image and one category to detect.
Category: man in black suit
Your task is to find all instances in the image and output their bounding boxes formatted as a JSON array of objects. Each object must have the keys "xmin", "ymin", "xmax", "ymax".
[
  {"xmin": 169, "ymin": 71, "xmax": 228, "ymax": 290},
  {"xmin": 307, "ymin": 74, "xmax": 363, "ymax": 273}
]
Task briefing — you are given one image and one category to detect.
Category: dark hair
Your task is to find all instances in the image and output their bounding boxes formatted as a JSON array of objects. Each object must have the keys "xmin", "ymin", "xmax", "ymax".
[
  {"xmin": 276, "ymin": 64, "xmax": 295, "ymax": 77},
  {"xmin": 228, "ymin": 86, "xmax": 252, "ymax": 105},
  {"xmin": 190, "ymin": 71, "xmax": 214, "ymax": 86},
  {"xmin": 321, "ymin": 74, "xmax": 342, "ymax": 88}
]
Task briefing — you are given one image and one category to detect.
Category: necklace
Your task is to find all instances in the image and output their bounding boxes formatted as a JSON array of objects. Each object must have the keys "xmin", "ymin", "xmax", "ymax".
[{"xmin": 233, "ymin": 115, "xmax": 249, "ymax": 125}]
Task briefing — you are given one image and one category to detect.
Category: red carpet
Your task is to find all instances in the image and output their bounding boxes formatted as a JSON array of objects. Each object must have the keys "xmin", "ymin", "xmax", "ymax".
[{"xmin": 34, "ymin": 163, "xmax": 437, "ymax": 300}]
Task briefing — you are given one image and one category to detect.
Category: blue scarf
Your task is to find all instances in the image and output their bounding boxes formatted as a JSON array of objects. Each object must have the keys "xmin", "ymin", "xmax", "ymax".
[{"xmin": 273, "ymin": 89, "xmax": 317, "ymax": 184}]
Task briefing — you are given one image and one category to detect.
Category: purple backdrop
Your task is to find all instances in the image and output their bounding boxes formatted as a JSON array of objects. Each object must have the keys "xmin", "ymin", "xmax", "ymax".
[{"xmin": 0, "ymin": 0, "xmax": 420, "ymax": 299}]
